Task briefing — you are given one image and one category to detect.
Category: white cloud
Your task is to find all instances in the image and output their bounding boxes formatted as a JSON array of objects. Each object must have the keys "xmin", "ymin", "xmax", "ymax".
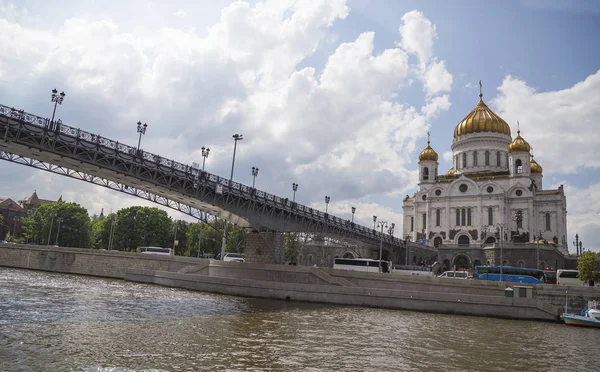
[
  {"xmin": 0, "ymin": 2, "xmax": 452, "ymax": 232},
  {"xmin": 174, "ymin": 10, "xmax": 186, "ymax": 18},
  {"xmin": 556, "ymin": 181, "xmax": 600, "ymax": 252},
  {"xmin": 492, "ymin": 70, "xmax": 600, "ymax": 175}
]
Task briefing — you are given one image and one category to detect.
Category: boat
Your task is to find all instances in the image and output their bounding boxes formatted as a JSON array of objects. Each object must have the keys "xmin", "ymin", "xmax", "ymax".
[{"xmin": 562, "ymin": 300, "xmax": 600, "ymax": 328}]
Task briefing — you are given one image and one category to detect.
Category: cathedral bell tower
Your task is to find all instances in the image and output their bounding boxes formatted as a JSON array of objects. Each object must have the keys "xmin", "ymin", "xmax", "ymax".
[
  {"xmin": 418, "ymin": 131, "xmax": 439, "ymax": 184},
  {"xmin": 508, "ymin": 123, "xmax": 531, "ymax": 178}
]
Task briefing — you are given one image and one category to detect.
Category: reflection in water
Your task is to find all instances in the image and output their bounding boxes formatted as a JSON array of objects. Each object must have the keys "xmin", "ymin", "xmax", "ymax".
[{"xmin": 1, "ymin": 268, "xmax": 598, "ymax": 371}]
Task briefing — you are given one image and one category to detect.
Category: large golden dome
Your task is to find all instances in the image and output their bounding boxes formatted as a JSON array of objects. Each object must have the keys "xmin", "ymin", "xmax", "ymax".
[
  {"xmin": 509, "ymin": 130, "xmax": 531, "ymax": 153},
  {"xmin": 454, "ymin": 93, "xmax": 511, "ymax": 138},
  {"xmin": 530, "ymin": 154, "xmax": 543, "ymax": 174}
]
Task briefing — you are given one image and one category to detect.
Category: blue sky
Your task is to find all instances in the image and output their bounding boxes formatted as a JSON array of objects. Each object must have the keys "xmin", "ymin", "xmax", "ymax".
[{"xmin": 0, "ymin": 0, "xmax": 598, "ymax": 251}]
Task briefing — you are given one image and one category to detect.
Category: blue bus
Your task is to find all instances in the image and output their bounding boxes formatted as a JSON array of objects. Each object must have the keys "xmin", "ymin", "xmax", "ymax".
[{"xmin": 473, "ymin": 266, "xmax": 546, "ymax": 284}]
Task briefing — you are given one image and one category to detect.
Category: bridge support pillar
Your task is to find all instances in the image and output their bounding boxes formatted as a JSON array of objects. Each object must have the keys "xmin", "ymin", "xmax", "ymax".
[{"xmin": 244, "ymin": 231, "xmax": 284, "ymax": 264}]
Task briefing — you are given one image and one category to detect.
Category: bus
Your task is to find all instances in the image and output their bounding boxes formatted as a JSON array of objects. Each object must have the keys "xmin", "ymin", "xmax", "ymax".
[
  {"xmin": 138, "ymin": 247, "xmax": 174, "ymax": 255},
  {"xmin": 392, "ymin": 265, "xmax": 434, "ymax": 277},
  {"xmin": 556, "ymin": 269, "xmax": 582, "ymax": 286},
  {"xmin": 333, "ymin": 258, "xmax": 392, "ymax": 273},
  {"xmin": 473, "ymin": 266, "xmax": 546, "ymax": 283}
]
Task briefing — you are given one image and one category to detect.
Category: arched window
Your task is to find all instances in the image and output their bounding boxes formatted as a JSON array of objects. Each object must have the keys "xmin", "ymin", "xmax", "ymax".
[
  {"xmin": 515, "ymin": 159, "xmax": 523, "ymax": 174},
  {"xmin": 485, "ymin": 151, "xmax": 490, "ymax": 166},
  {"xmin": 423, "ymin": 167, "xmax": 429, "ymax": 180},
  {"xmin": 436, "ymin": 209, "xmax": 441, "ymax": 227},
  {"xmin": 496, "ymin": 151, "xmax": 501, "ymax": 166},
  {"xmin": 545, "ymin": 213, "xmax": 551, "ymax": 231},
  {"xmin": 517, "ymin": 210, "xmax": 523, "ymax": 229},
  {"xmin": 473, "ymin": 152, "xmax": 478, "ymax": 166},
  {"xmin": 467, "ymin": 208, "xmax": 472, "ymax": 226},
  {"xmin": 455, "ymin": 209, "xmax": 460, "ymax": 226},
  {"xmin": 410, "ymin": 216, "xmax": 414, "ymax": 232},
  {"xmin": 462, "ymin": 153, "xmax": 467, "ymax": 168},
  {"xmin": 488, "ymin": 207, "xmax": 494, "ymax": 226},
  {"xmin": 461, "ymin": 208, "xmax": 466, "ymax": 226},
  {"xmin": 413, "ymin": 255, "xmax": 417, "ymax": 264},
  {"xmin": 517, "ymin": 260, "xmax": 525, "ymax": 268},
  {"xmin": 422, "ymin": 213, "xmax": 427, "ymax": 231}
]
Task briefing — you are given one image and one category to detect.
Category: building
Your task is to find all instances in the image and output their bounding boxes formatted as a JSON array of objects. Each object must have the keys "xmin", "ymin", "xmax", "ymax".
[
  {"xmin": 21, "ymin": 191, "xmax": 55, "ymax": 213},
  {"xmin": 402, "ymin": 89, "xmax": 569, "ymax": 270},
  {"xmin": 0, "ymin": 198, "xmax": 27, "ymax": 240}
]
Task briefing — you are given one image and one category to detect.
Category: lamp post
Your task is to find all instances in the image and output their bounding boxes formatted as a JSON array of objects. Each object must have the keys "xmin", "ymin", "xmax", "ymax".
[
  {"xmin": 373, "ymin": 215, "xmax": 377, "ymax": 230},
  {"xmin": 201, "ymin": 146, "xmax": 210, "ymax": 171},
  {"xmin": 377, "ymin": 220, "xmax": 388, "ymax": 272},
  {"xmin": 221, "ymin": 134, "xmax": 243, "ymax": 261},
  {"xmin": 351, "ymin": 207, "xmax": 356, "ymax": 223},
  {"xmin": 54, "ymin": 217, "xmax": 63, "ymax": 246},
  {"xmin": 136, "ymin": 121, "xmax": 148, "ymax": 151},
  {"xmin": 251, "ymin": 166, "xmax": 259, "ymax": 188},
  {"xmin": 496, "ymin": 222, "xmax": 507, "ymax": 281},
  {"xmin": 573, "ymin": 234, "xmax": 582, "ymax": 256},
  {"xmin": 292, "ymin": 183, "xmax": 298, "ymax": 203},
  {"xmin": 108, "ymin": 215, "xmax": 116, "ymax": 250},
  {"xmin": 12, "ymin": 216, "xmax": 20, "ymax": 237},
  {"xmin": 50, "ymin": 88, "xmax": 65, "ymax": 123},
  {"xmin": 404, "ymin": 234, "xmax": 411, "ymax": 265},
  {"xmin": 324, "ymin": 196, "xmax": 330, "ymax": 213},
  {"xmin": 388, "ymin": 222, "xmax": 395, "ymax": 236},
  {"xmin": 47, "ymin": 212, "xmax": 56, "ymax": 247}
]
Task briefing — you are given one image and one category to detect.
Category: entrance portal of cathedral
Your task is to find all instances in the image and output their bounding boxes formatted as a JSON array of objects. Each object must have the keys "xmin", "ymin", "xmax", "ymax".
[{"xmin": 454, "ymin": 255, "xmax": 470, "ymax": 270}]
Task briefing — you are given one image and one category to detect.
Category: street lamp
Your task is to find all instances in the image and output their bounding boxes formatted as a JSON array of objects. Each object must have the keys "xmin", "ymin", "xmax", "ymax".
[
  {"xmin": 292, "ymin": 183, "xmax": 298, "ymax": 202},
  {"xmin": 108, "ymin": 215, "xmax": 116, "ymax": 250},
  {"xmin": 373, "ymin": 215, "xmax": 377, "ymax": 230},
  {"xmin": 324, "ymin": 196, "xmax": 330, "ymax": 213},
  {"xmin": 573, "ymin": 234, "xmax": 583, "ymax": 256},
  {"xmin": 201, "ymin": 146, "xmax": 210, "ymax": 171},
  {"xmin": 12, "ymin": 216, "xmax": 20, "ymax": 237},
  {"xmin": 496, "ymin": 222, "xmax": 507, "ymax": 281},
  {"xmin": 136, "ymin": 121, "xmax": 148, "ymax": 151},
  {"xmin": 251, "ymin": 166, "xmax": 259, "ymax": 188},
  {"xmin": 221, "ymin": 133, "xmax": 243, "ymax": 261},
  {"xmin": 50, "ymin": 88, "xmax": 65, "ymax": 123},
  {"xmin": 351, "ymin": 207, "xmax": 356, "ymax": 223},
  {"xmin": 55, "ymin": 217, "xmax": 63, "ymax": 246},
  {"xmin": 47, "ymin": 212, "xmax": 56, "ymax": 247},
  {"xmin": 388, "ymin": 222, "xmax": 395, "ymax": 236},
  {"xmin": 377, "ymin": 220, "xmax": 388, "ymax": 272}
]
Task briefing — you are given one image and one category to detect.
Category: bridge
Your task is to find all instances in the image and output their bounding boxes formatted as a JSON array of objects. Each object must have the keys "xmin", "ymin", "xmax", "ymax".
[{"xmin": 0, "ymin": 103, "xmax": 436, "ymax": 263}]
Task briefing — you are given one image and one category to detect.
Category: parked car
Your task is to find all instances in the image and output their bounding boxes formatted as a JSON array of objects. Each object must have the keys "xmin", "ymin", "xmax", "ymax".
[
  {"xmin": 223, "ymin": 253, "xmax": 245, "ymax": 262},
  {"xmin": 439, "ymin": 270, "xmax": 471, "ymax": 279}
]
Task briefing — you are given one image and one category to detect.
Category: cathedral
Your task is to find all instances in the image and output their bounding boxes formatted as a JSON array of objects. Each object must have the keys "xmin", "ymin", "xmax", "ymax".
[{"xmin": 402, "ymin": 88, "xmax": 568, "ymax": 254}]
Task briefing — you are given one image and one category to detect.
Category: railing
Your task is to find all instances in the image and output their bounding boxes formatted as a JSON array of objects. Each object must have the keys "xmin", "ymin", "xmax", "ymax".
[{"xmin": 0, "ymin": 104, "xmax": 403, "ymax": 246}]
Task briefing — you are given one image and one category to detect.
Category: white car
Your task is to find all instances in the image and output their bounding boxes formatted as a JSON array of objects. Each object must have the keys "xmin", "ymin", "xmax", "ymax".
[{"xmin": 223, "ymin": 253, "xmax": 245, "ymax": 262}]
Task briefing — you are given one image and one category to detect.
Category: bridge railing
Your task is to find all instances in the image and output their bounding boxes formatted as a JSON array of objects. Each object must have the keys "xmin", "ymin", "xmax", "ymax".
[{"xmin": 0, "ymin": 104, "xmax": 403, "ymax": 247}]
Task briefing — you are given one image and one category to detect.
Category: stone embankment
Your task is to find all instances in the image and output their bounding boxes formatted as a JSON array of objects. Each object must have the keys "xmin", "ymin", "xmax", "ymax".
[{"xmin": 2, "ymin": 243, "xmax": 597, "ymax": 321}]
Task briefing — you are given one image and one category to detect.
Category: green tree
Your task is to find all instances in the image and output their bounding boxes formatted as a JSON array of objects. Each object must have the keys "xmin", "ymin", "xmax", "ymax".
[
  {"xmin": 578, "ymin": 250, "xmax": 600, "ymax": 283},
  {"xmin": 172, "ymin": 219, "xmax": 189, "ymax": 256},
  {"xmin": 111, "ymin": 206, "xmax": 173, "ymax": 251},
  {"xmin": 22, "ymin": 202, "xmax": 92, "ymax": 247},
  {"xmin": 284, "ymin": 232, "xmax": 302, "ymax": 263},
  {"xmin": 186, "ymin": 221, "xmax": 224, "ymax": 257}
]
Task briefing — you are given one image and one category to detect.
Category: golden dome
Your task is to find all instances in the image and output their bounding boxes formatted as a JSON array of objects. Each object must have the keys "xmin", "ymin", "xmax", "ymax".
[
  {"xmin": 530, "ymin": 154, "xmax": 543, "ymax": 174},
  {"xmin": 446, "ymin": 167, "xmax": 455, "ymax": 176},
  {"xmin": 453, "ymin": 92, "xmax": 511, "ymax": 138},
  {"xmin": 419, "ymin": 133, "xmax": 438, "ymax": 162},
  {"xmin": 509, "ymin": 130, "xmax": 531, "ymax": 153}
]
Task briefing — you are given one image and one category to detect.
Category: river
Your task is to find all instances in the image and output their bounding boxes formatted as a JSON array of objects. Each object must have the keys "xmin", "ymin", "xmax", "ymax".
[{"xmin": 1, "ymin": 268, "xmax": 598, "ymax": 371}]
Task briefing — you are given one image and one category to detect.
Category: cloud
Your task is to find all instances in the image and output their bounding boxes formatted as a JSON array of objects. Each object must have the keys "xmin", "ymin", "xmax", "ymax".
[
  {"xmin": 0, "ymin": 2, "xmax": 452, "ymax": 232},
  {"xmin": 174, "ymin": 10, "xmax": 186, "ymax": 18},
  {"xmin": 492, "ymin": 70, "xmax": 600, "ymax": 175},
  {"xmin": 556, "ymin": 181, "xmax": 600, "ymax": 252}
]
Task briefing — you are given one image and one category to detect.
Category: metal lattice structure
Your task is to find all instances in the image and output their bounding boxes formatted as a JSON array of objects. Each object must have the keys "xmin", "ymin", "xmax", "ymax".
[{"xmin": 0, "ymin": 103, "xmax": 432, "ymax": 252}]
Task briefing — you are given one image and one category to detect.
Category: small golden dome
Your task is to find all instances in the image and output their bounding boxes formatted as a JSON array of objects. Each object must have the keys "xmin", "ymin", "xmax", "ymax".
[
  {"xmin": 419, "ymin": 132, "xmax": 438, "ymax": 162},
  {"xmin": 530, "ymin": 154, "xmax": 543, "ymax": 174},
  {"xmin": 446, "ymin": 167, "xmax": 455, "ymax": 176},
  {"xmin": 454, "ymin": 91, "xmax": 511, "ymax": 138},
  {"xmin": 509, "ymin": 130, "xmax": 531, "ymax": 153}
]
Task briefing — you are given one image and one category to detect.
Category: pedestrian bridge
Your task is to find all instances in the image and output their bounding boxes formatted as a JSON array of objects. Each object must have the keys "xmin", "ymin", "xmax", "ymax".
[{"xmin": 0, "ymin": 103, "xmax": 435, "ymax": 261}]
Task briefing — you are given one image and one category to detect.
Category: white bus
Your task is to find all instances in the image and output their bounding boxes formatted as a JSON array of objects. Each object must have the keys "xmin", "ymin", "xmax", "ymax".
[
  {"xmin": 333, "ymin": 258, "xmax": 393, "ymax": 273},
  {"xmin": 556, "ymin": 269, "xmax": 582, "ymax": 286},
  {"xmin": 138, "ymin": 247, "xmax": 174, "ymax": 255}
]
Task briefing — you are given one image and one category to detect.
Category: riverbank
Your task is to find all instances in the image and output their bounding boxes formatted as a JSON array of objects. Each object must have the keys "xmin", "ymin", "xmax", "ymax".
[{"xmin": 2, "ymin": 243, "xmax": 596, "ymax": 321}]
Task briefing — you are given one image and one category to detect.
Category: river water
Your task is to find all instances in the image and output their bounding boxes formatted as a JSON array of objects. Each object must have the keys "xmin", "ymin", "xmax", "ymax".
[{"xmin": 1, "ymin": 268, "xmax": 598, "ymax": 372}]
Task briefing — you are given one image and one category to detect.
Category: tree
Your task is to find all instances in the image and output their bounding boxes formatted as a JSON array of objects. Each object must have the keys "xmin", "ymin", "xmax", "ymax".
[
  {"xmin": 284, "ymin": 232, "xmax": 301, "ymax": 263},
  {"xmin": 578, "ymin": 251, "xmax": 600, "ymax": 283},
  {"xmin": 22, "ymin": 202, "xmax": 92, "ymax": 247},
  {"xmin": 110, "ymin": 206, "xmax": 173, "ymax": 251},
  {"xmin": 186, "ymin": 221, "xmax": 223, "ymax": 257},
  {"xmin": 172, "ymin": 219, "xmax": 189, "ymax": 256}
]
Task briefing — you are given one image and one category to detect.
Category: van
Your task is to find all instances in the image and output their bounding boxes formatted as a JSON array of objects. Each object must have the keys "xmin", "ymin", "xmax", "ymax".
[{"xmin": 439, "ymin": 271, "xmax": 470, "ymax": 279}]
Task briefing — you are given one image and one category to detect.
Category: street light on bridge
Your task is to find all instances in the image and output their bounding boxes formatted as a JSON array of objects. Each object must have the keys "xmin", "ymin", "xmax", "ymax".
[
  {"xmin": 388, "ymin": 222, "xmax": 395, "ymax": 236},
  {"xmin": 136, "ymin": 121, "xmax": 148, "ymax": 151},
  {"xmin": 351, "ymin": 207, "xmax": 356, "ymax": 223},
  {"xmin": 377, "ymin": 220, "xmax": 388, "ymax": 273},
  {"xmin": 292, "ymin": 183, "xmax": 298, "ymax": 202},
  {"xmin": 230, "ymin": 134, "xmax": 243, "ymax": 181},
  {"xmin": 50, "ymin": 88, "xmax": 65, "ymax": 123},
  {"xmin": 201, "ymin": 146, "xmax": 210, "ymax": 171},
  {"xmin": 373, "ymin": 215, "xmax": 377, "ymax": 230},
  {"xmin": 324, "ymin": 196, "xmax": 330, "ymax": 213},
  {"xmin": 251, "ymin": 166, "xmax": 259, "ymax": 188}
]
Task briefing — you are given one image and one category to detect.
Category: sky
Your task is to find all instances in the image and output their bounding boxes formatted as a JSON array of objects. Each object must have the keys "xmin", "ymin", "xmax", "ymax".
[{"xmin": 0, "ymin": 0, "xmax": 599, "ymax": 252}]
